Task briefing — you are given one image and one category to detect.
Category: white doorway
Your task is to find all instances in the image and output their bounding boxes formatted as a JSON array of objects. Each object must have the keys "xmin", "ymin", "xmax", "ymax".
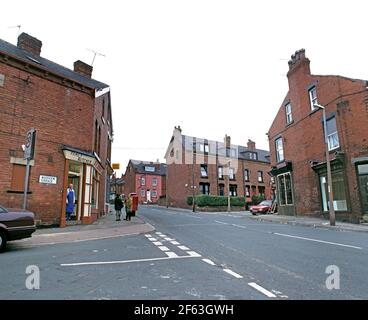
[{"xmin": 146, "ymin": 189, "xmax": 151, "ymax": 203}]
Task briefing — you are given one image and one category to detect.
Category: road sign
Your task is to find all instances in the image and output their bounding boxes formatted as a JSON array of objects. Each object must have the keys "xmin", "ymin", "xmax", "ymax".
[
  {"xmin": 24, "ymin": 129, "xmax": 36, "ymax": 160},
  {"xmin": 112, "ymin": 163, "xmax": 120, "ymax": 170}
]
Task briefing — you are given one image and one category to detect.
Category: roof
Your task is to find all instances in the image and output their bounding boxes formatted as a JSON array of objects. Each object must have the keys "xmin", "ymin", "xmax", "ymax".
[
  {"xmin": 0, "ymin": 38, "xmax": 109, "ymax": 90},
  {"xmin": 181, "ymin": 135, "xmax": 270, "ymax": 164},
  {"xmin": 130, "ymin": 160, "xmax": 167, "ymax": 176}
]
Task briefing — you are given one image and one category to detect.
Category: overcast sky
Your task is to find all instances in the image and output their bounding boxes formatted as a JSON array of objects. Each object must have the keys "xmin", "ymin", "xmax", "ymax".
[{"xmin": 2, "ymin": 0, "xmax": 368, "ymax": 176}]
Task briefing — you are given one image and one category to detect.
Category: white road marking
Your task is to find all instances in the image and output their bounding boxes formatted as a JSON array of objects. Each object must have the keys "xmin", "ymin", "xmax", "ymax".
[
  {"xmin": 158, "ymin": 246, "xmax": 170, "ymax": 251},
  {"xmin": 202, "ymin": 259, "xmax": 216, "ymax": 266},
  {"xmin": 152, "ymin": 241, "xmax": 163, "ymax": 246},
  {"xmin": 170, "ymin": 241, "xmax": 180, "ymax": 245},
  {"xmin": 164, "ymin": 237, "xmax": 174, "ymax": 241},
  {"xmin": 165, "ymin": 252, "xmax": 178, "ymax": 258},
  {"xmin": 155, "ymin": 232, "xmax": 162, "ymax": 235},
  {"xmin": 187, "ymin": 251, "xmax": 201, "ymax": 257},
  {"xmin": 215, "ymin": 221, "xmax": 229, "ymax": 225},
  {"xmin": 158, "ymin": 234, "xmax": 167, "ymax": 238},
  {"xmin": 274, "ymin": 233, "xmax": 363, "ymax": 250},
  {"xmin": 178, "ymin": 245, "xmax": 190, "ymax": 251},
  {"xmin": 231, "ymin": 224, "xmax": 247, "ymax": 229},
  {"xmin": 144, "ymin": 234, "xmax": 151, "ymax": 237},
  {"xmin": 223, "ymin": 269, "xmax": 243, "ymax": 279},
  {"xmin": 248, "ymin": 282, "xmax": 277, "ymax": 298},
  {"xmin": 148, "ymin": 238, "xmax": 157, "ymax": 241},
  {"xmin": 60, "ymin": 254, "xmax": 198, "ymax": 267}
]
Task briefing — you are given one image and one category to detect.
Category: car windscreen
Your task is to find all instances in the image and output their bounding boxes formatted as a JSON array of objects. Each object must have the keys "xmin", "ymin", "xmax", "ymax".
[
  {"xmin": 260, "ymin": 201, "xmax": 272, "ymax": 206},
  {"xmin": 0, "ymin": 205, "xmax": 7, "ymax": 213}
]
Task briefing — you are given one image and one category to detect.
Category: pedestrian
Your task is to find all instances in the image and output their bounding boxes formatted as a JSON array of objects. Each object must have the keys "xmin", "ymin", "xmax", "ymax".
[
  {"xmin": 114, "ymin": 193, "xmax": 123, "ymax": 221},
  {"xmin": 66, "ymin": 183, "xmax": 75, "ymax": 222},
  {"xmin": 125, "ymin": 194, "xmax": 132, "ymax": 221}
]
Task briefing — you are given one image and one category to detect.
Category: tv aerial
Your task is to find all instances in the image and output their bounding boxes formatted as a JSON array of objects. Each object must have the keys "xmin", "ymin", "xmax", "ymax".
[{"xmin": 87, "ymin": 48, "xmax": 106, "ymax": 66}]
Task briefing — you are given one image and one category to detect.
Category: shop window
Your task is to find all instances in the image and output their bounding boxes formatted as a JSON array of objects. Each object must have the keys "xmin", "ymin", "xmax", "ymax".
[
  {"xmin": 277, "ymin": 172, "xmax": 293, "ymax": 206},
  {"xmin": 91, "ymin": 169, "xmax": 99, "ymax": 209},
  {"xmin": 320, "ymin": 171, "xmax": 348, "ymax": 211}
]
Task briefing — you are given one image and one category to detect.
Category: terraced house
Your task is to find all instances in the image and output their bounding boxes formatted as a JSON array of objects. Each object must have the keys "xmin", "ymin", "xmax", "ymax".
[
  {"xmin": 165, "ymin": 126, "xmax": 272, "ymax": 209},
  {"xmin": 0, "ymin": 33, "xmax": 113, "ymax": 227},
  {"xmin": 268, "ymin": 49, "xmax": 368, "ymax": 223}
]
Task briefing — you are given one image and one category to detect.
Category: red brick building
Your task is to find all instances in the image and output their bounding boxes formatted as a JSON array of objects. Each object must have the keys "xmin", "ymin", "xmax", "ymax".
[
  {"xmin": 123, "ymin": 160, "xmax": 167, "ymax": 204},
  {"xmin": 0, "ymin": 33, "xmax": 114, "ymax": 227},
  {"xmin": 268, "ymin": 49, "xmax": 368, "ymax": 223},
  {"xmin": 165, "ymin": 126, "xmax": 272, "ymax": 209}
]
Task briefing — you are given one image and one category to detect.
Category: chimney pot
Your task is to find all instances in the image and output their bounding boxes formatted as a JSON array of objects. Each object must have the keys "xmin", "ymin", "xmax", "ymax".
[
  {"xmin": 74, "ymin": 60, "xmax": 93, "ymax": 78},
  {"xmin": 17, "ymin": 33, "xmax": 42, "ymax": 56}
]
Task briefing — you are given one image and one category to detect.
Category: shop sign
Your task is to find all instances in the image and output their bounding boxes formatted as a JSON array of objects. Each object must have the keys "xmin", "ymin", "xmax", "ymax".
[{"xmin": 39, "ymin": 175, "xmax": 57, "ymax": 185}]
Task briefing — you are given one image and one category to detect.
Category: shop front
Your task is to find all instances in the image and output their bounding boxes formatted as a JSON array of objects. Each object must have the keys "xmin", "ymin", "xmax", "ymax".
[{"xmin": 60, "ymin": 146, "xmax": 103, "ymax": 227}]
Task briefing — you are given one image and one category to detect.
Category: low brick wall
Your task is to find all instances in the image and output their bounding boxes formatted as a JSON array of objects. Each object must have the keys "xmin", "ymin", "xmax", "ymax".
[{"xmin": 195, "ymin": 206, "xmax": 245, "ymax": 212}]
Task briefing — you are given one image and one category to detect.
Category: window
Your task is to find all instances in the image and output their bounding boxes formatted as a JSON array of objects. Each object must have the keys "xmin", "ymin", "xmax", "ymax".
[
  {"xmin": 141, "ymin": 189, "xmax": 145, "ymax": 197},
  {"xmin": 258, "ymin": 186, "xmax": 265, "ymax": 197},
  {"xmin": 0, "ymin": 74, "xmax": 4, "ymax": 87},
  {"xmin": 91, "ymin": 168, "xmax": 99, "ymax": 209},
  {"xmin": 200, "ymin": 143, "xmax": 209, "ymax": 153},
  {"xmin": 152, "ymin": 190, "xmax": 157, "ymax": 198},
  {"xmin": 244, "ymin": 169, "xmax": 249, "ymax": 182},
  {"xmin": 152, "ymin": 178, "xmax": 158, "ymax": 186},
  {"xmin": 277, "ymin": 172, "xmax": 293, "ymax": 206},
  {"xmin": 320, "ymin": 171, "xmax": 348, "ymax": 212},
  {"xmin": 219, "ymin": 184, "xmax": 225, "ymax": 196},
  {"xmin": 141, "ymin": 177, "xmax": 145, "ymax": 186},
  {"xmin": 245, "ymin": 185, "xmax": 250, "ymax": 197},
  {"xmin": 199, "ymin": 183, "xmax": 210, "ymax": 195},
  {"xmin": 275, "ymin": 137, "xmax": 284, "ymax": 162},
  {"xmin": 200, "ymin": 164, "xmax": 208, "ymax": 178},
  {"xmin": 218, "ymin": 166, "xmax": 224, "ymax": 179},
  {"xmin": 258, "ymin": 171, "xmax": 263, "ymax": 183},
  {"xmin": 285, "ymin": 102, "xmax": 293, "ymax": 124},
  {"xmin": 309, "ymin": 86, "xmax": 318, "ymax": 111},
  {"xmin": 145, "ymin": 166, "xmax": 155, "ymax": 172},
  {"xmin": 230, "ymin": 149, "xmax": 237, "ymax": 157},
  {"xmin": 229, "ymin": 168, "xmax": 235, "ymax": 180},
  {"xmin": 11, "ymin": 164, "xmax": 29, "ymax": 191},
  {"xmin": 229, "ymin": 185, "xmax": 237, "ymax": 197},
  {"xmin": 248, "ymin": 152, "xmax": 257, "ymax": 160},
  {"xmin": 326, "ymin": 117, "xmax": 340, "ymax": 151}
]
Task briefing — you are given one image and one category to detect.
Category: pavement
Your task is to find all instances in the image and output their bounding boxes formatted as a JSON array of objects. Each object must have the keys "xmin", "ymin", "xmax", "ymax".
[
  {"xmin": 157, "ymin": 205, "xmax": 368, "ymax": 233},
  {"xmin": 14, "ymin": 207, "xmax": 155, "ymax": 247}
]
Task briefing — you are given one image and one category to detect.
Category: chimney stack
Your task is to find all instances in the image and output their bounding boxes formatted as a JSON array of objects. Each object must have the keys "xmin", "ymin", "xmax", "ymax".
[
  {"xmin": 224, "ymin": 134, "xmax": 231, "ymax": 148},
  {"xmin": 174, "ymin": 125, "xmax": 182, "ymax": 133},
  {"xmin": 287, "ymin": 48, "xmax": 310, "ymax": 75},
  {"xmin": 74, "ymin": 60, "xmax": 93, "ymax": 78},
  {"xmin": 17, "ymin": 33, "xmax": 42, "ymax": 56},
  {"xmin": 247, "ymin": 139, "xmax": 256, "ymax": 151}
]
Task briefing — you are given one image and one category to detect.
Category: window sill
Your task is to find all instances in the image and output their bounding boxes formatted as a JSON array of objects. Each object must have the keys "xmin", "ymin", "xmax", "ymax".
[
  {"xmin": 285, "ymin": 120, "xmax": 294, "ymax": 128},
  {"xmin": 7, "ymin": 190, "xmax": 33, "ymax": 194}
]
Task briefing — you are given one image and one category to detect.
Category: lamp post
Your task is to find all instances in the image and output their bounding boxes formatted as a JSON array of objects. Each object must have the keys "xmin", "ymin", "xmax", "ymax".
[
  {"xmin": 227, "ymin": 160, "xmax": 231, "ymax": 213},
  {"xmin": 314, "ymin": 104, "xmax": 336, "ymax": 226}
]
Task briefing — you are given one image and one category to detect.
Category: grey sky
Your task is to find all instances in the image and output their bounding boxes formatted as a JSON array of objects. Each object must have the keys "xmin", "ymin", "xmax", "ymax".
[{"xmin": 2, "ymin": 0, "xmax": 367, "ymax": 176}]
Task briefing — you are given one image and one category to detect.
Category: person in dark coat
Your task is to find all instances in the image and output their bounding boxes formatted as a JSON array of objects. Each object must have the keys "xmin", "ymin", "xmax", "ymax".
[{"xmin": 114, "ymin": 194, "xmax": 124, "ymax": 221}]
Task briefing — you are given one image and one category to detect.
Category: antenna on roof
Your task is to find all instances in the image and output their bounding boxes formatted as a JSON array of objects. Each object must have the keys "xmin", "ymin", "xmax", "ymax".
[
  {"xmin": 8, "ymin": 25, "xmax": 21, "ymax": 38},
  {"xmin": 87, "ymin": 48, "xmax": 106, "ymax": 66}
]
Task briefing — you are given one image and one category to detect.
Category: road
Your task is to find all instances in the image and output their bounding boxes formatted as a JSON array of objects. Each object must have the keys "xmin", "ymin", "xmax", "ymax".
[{"xmin": 1, "ymin": 205, "xmax": 368, "ymax": 300}]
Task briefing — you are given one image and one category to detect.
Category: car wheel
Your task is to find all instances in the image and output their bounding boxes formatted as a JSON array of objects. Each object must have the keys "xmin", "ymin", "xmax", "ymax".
[
  {"xmin": 251, "ymin": 212, "xmax": 256, "ymax": 216},
  {"xmin": 0, "ymin": 230, "xmax": 7, "ymax": 253}
]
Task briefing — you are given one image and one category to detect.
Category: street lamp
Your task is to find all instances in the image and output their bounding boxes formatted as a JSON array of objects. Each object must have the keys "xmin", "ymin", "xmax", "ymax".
[
  {"xmin": 314, "ymin": 103, "xmax": 336, "ymax": 226},
  {"xmin": 227, "ymin": 160, "xmax": 231, "ymax": 213}
]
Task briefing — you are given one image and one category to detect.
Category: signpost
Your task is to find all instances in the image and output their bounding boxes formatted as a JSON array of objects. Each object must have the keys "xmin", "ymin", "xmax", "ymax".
[{"xmin": 23, "ymin": 129, "xmax": 36, "ymax": 209}]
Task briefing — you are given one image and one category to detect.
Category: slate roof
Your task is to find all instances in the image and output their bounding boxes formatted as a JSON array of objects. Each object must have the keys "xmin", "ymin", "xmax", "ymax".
[
  {"xmin": 0, "ymin": 38, "xmax": 109, "ymax": 90},
  {"xmin": 181, "ymin": 135, "xmax": 270, "ymax": 164},
  {"xmin": 130, "ymin": 160, "xmax": 167, "ymax": 176}
]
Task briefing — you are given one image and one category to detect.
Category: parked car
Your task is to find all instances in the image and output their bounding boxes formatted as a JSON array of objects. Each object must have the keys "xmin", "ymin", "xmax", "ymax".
[
  {"xmin": 249, "ymin": 200, "xmax": 273, "ymax": 215},
  {"xmin": 0, "ymin": 205, "xmax": 36, "ymax": 252}
]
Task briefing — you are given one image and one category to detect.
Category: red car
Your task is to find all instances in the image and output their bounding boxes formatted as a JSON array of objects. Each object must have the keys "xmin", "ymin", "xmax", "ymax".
[
  {"xmin": 0, "ymin": 205, "xmax": 36, "ymax": 252},
  {"xmin": 249, "ymin": 200, "xmax": 273, "ymax": 215}
]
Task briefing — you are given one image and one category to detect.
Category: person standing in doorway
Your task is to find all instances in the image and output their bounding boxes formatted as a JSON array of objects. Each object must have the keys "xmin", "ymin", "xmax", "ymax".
[
  {"xmin": 114, "ymin": 194, "xmax": 123, "ymax": 221},
  {"xmin": 66, "ymin": 183, "xmax": 75, "ymax": 221}
]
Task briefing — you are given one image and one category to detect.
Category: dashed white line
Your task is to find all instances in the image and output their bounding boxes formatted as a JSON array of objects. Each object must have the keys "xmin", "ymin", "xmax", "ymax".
[
  {"xmin": 231, "ymin": 224, "xmax": 247, "ymax": 229},
  {"xmin": 148, "ymin": 238, "xmax": 157, "ymax": 241},
  {"xmin": 187, "ymin": 251, "xmax": 201, "ymax": 257},
  {"xmin": 177, "ymin": 245, "xmax": 190, "ymax": 251},
  {"xmin": 274, "ymin": 233, "xmax": 363, "ymax": 250},
  {"xmin": 164, "ymin": 237, "xmax": 174, "ymax": 241},
  {"xmin": 202, "ymin": 258, "xmax": 216, "ymax": 266},
  {"xmin": 155, "ymin": 232, "xmax": 163, "ymax": 235},
  {"xmin": 170, "ymin": 241, "xmax": 180, "ymax": 245},
  {"xmin": 223, "ymin": 269, "xmax": 243, "ymax": 279},
  {"xmin": 152, "ymin": 241, "xmax": 163, "ymax": 246},
  {"xmin": 215, "ymin": 221, "xmax": 229, "ymax": 225},
  {"xmin": 158, "ymin": 234, "xmax": 167, "ymax": 238},
  {"xmin": 158, "ymin": 246, "xmax": 170, "ymax": 252},
  {"xmin": 165, "ymin": 252, "xmax": 178, "ymax": 258},
  {"xmin": 248, "ymin": 282, "xmax": 277, "ymax": 298}
]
